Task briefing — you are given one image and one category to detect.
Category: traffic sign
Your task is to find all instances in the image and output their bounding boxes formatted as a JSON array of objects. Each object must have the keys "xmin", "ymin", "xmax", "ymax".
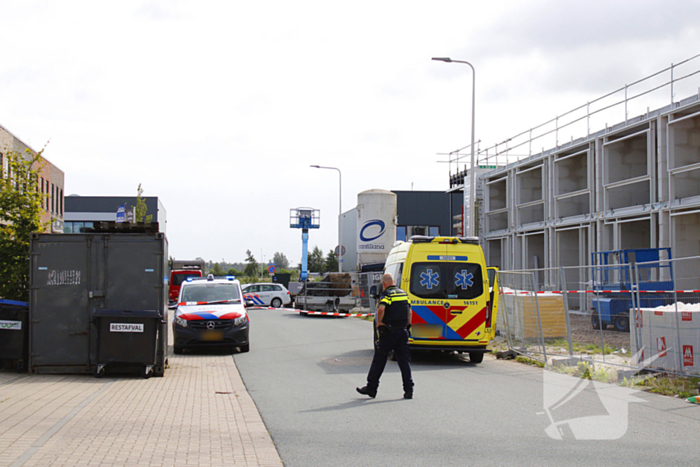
[
  {"xmin": 334, "ymin": 245, "xmax": 346, "ymax": 256},
  {"xmin": 268, "ymin": 264, "xmax": 276, "ymax": 274}
]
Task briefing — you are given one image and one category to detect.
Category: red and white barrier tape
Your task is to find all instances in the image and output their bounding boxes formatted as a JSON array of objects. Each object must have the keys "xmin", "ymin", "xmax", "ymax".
[
  {"xmin": 502, "ymin": 289, "xmax": 700, "ymax": 295},
  {"xmin": 299, "ymin": 311, "xmax": 375, "ymax": 317}
]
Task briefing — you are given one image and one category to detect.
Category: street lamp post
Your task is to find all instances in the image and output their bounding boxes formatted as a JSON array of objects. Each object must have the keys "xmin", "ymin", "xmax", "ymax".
[
  {"xmin": 432, "ymin": 57, "xmax": 477, "ymax": 238},
  {"xmin": 310, "ymin": 165, "xmax": 342, "ymax": 272}
]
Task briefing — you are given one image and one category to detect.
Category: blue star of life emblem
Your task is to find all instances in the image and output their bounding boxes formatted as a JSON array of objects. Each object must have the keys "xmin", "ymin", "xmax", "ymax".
[
  {"xmin": 420, "ymin": 269, "xmax": 440, "ymax": 289},
  {"xmin": 455, "ymin": 270, "xmax": 474, "ymax": 289}
]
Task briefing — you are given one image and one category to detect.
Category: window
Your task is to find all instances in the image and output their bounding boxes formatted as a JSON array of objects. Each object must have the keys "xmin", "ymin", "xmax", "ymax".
[
  {"xmin": 410, "ymin": 262, "xmax": 483, "ymax": 300},
  {"xmin": 262, "ymin": 285, "xmax": 274, "ymax": 292},
  {"xmin": 400, "ymin": 226, "xmax": 441, "ymax": 240},
  {"xmin": 384, "ymin": 262, "xmax": 404, "ymax": 286},
  {"xmin": 272, "ymin": 285, "xmax": 282, "ymax": 291},
  {"xmin": 171, "ymin": 272, "xmax": 201, "ymax": 286},
  {"xmin": 182, "ymin": 283, "xmax": 240, "ymax": 302},
  {"xmin": 397, "ymin": 226, "xmax": 406, "ymax": 242},
  {"xmin": 64, "ymin": 222, "xmax": 73, "ymax": 234}
]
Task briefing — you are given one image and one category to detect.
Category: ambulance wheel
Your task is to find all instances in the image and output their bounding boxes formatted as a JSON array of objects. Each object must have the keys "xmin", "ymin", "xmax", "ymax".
[
  {"xmin": 469, "ymin": 352, "xmax": 484, "ymax": 364},
  {"xmin": 271, "ymin": 298, "xmax": 282, "ymax": 308},
  {"xmin": 614, "ymin": 314, "xmax": 630, "ymax": 333}
]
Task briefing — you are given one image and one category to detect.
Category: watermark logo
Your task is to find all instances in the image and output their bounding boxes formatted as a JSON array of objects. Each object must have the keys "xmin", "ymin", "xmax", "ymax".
[{"xmin": 541, "ymin": 358, "xmax": 649, "ymax": 440}]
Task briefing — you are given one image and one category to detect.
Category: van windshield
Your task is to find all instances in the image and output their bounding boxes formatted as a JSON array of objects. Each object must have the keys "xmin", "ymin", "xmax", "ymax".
[
  {"xmin": 181, "ymin": 283, "xmax": 241, "ymax": 303},
  {"xmin": 410, "ymin": 262, "xmax": 484, "ymax": 300}
]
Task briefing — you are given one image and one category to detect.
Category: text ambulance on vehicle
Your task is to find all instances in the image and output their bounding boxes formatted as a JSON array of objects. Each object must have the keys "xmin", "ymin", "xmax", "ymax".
[{"xmin": 377, "ymin": 236, "xmax": 499, "ymax": 363}]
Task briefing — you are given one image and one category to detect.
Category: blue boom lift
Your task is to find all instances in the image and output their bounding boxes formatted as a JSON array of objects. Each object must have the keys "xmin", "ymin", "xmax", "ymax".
[
  {"xmin": 590, "ymin": 248, "xmax": 673, "ymax": 332},
  {"xmin": 290, "ymin": 208, "xmax": 320, "ymax": 281}
]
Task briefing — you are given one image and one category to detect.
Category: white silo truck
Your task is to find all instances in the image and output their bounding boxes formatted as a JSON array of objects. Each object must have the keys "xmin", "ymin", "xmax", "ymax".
[{"xmin": 356, "ymin": 189, "xmax": 397, "ymax": 270}]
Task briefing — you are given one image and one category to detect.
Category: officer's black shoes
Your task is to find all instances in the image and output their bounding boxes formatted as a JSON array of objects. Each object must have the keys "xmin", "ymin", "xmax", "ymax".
[
  {"xmin": 404, "ymin": 392, "xmax": 413, "ymax": 400},
  {"xmin": 356, "ymin": 386, "xmax": 376, "ymax": 398}
]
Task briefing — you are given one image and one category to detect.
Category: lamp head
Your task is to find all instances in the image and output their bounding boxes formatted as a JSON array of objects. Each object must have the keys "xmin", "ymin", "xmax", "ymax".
[
  {"xmin": 432, "ymin": 57, "xmax": 452, "ymax": 63},
  {"xmin": 310, "ymin": 165, "xmax": 320, "ymax": 168}
]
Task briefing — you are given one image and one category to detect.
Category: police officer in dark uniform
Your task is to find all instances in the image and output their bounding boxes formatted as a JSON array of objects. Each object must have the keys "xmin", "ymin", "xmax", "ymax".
[{"xmin": 357, "ymin": 273, "xmax": 414, "ymax": 399}]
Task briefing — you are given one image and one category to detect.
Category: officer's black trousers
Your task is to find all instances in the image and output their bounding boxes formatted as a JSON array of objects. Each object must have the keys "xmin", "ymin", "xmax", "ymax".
[{"xmin": 366, "ymin": 327, "xmax": 413, "ymax": 394}]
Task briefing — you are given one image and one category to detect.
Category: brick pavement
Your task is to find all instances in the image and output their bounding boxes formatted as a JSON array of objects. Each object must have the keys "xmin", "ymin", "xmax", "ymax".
[{"xmin": 0, "ymin": 349, "xmax": 283, "ymax": 467}]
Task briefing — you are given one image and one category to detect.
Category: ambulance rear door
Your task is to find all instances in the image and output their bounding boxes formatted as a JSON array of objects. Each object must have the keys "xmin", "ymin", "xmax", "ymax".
[{"xmin": 486, "ymin": 267, "xmax": 499, "ymax": 340}]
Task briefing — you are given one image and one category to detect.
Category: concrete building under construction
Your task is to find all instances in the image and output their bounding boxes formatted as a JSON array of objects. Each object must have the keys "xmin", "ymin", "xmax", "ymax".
[{"xmin": 446, "ymin": 57, "xmax": 700, "ymax": 273}]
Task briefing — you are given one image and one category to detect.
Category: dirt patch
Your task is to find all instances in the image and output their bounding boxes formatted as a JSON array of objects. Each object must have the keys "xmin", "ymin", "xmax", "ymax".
[{"xmin": 569, "ymin": 313, "xmax": 630, "ymax": 350}]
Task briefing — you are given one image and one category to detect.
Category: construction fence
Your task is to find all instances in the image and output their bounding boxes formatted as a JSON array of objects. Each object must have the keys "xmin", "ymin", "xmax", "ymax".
[{"xmin": 498, "ymin": 256, "xmax": 700, "ymax": 377}]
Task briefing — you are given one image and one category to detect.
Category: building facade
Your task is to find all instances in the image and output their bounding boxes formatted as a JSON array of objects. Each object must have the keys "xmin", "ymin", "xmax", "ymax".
[
  {"xmin": 0, "ymin": 124, "xmax": 64, "ymax": 233},
  {"xmin": 467, "ymin": 94, "xmax": 700, "ymax": 276},
  {"xmin": 64, "ymin": 195, "xmax": 167, "ymax": 233}
]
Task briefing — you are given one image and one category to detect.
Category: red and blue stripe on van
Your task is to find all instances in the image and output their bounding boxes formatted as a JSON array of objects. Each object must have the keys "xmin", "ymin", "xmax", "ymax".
[{"xmin": 411, "ymin": 304, "xmax": 487, "ymax": 340}]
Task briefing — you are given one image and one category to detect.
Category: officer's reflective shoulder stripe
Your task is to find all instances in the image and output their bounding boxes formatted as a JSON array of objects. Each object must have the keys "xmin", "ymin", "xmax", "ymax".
[
  {"xmin": 383, "ymin": 288, "xmax": 409, "ymax": 304},
  {"xmin": 389, "ymin": 295, "xmax": 410, "ymax": 303}
]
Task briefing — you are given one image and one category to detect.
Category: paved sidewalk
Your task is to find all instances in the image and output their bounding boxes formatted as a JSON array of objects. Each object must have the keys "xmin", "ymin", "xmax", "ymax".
[{"xmin": 0, "ymin": 349, "xmax": 283, "ymax": 467}]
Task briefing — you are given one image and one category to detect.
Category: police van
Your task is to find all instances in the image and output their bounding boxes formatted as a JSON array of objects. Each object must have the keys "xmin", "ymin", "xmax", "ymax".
[{"xmin": 377, "ymin": 236, "xmax": 499, "ymax": 363}]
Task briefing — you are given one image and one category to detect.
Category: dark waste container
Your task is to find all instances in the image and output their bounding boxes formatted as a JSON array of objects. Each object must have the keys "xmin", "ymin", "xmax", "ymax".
[
  {"xmin": 0, "ymin": 299, "xmax": 29, "ymax": 372},
  {"xmin": 272, "ymin": 273, "xmax": 291, "ymax": 289},
  {"xmin": 93, "ymin": 309, "xmax": 161, "ymax": 378}
]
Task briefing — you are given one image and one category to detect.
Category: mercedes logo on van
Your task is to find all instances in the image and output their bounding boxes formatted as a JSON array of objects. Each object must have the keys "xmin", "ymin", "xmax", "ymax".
[
  {"xmin": 206, "ymin": 321, "xmax": 216, "ymax": 330},
  {"xmin": 360, "ymin": 219, "xmax": 386, "ymax": 242}
]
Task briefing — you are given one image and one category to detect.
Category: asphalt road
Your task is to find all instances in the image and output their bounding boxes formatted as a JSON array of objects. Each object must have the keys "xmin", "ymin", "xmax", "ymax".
[{"xmin": 235, "ymin": 308, "xmax": 700, "ymax": 467}]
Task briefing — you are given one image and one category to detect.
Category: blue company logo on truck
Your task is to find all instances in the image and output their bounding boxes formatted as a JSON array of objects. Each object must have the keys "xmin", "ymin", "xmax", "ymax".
[{"xmin": 359, "ymin": 219, "xmax": 386, "ymax": 250}]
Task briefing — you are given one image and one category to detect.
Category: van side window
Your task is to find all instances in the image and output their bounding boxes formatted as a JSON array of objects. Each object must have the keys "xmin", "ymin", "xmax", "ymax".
[{"xmin": 384, "ymin": 263, "xmax": 400, "ymax": 283}]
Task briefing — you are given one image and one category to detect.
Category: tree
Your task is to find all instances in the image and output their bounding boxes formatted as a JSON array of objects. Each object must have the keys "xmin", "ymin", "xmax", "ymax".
[
  {"xmin": 0, "ymin": 147, "xmax": 46, "ymax": 301},
  {"xmin": 134, "ymin": 183, "xmax": 153, "ymax": 223},
  {"xmin": 272, "ymin": 252, "xmax": 289, "ymax": 269},
  {"xmin": 244, "ymin": 250, "xmax": 257, "ymax": 277},
  {"xmin": 227, "ymin": 267, "xmax": 242, "ymax": 277},
  {"xmin": 210, "ymin": 263, "xmax": 225, "ymax": 276},
  {"xmin": 307, "ymin": 246, "xmax": 325, "ymax": 274},
  {"xmin": 325, "ymin": 249, "xmax": 338, "ymax": 272}
]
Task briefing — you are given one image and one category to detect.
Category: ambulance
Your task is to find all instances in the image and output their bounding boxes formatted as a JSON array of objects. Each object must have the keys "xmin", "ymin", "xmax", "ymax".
[{"xmin": 377, "ymin": 236, "xmax": 499, "ymax": 363}]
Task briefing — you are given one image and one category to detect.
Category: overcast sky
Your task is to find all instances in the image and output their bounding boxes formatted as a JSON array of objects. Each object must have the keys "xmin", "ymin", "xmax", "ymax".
[{"xmin": 1, "ymin": 0, "xmax": 699, "ymax": 266}]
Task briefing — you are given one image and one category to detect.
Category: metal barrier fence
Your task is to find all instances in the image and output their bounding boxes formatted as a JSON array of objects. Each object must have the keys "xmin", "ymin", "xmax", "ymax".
[
  {"xmin": 499, "ymin": 270, "xmax": 549, "ymax": 368},
  {"xmin": 498, "ymin": 258, "xmax": 700, "ymax": 378},
  {"xmin": 356, "ymin": 272, "xmax": 383, "ymax": 310}
]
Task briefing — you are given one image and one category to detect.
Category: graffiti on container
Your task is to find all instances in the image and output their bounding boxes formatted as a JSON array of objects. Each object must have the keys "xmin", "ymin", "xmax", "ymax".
[{"xmin": 47, "ymin": 270, "xmax": 81, "ymax": 286}]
